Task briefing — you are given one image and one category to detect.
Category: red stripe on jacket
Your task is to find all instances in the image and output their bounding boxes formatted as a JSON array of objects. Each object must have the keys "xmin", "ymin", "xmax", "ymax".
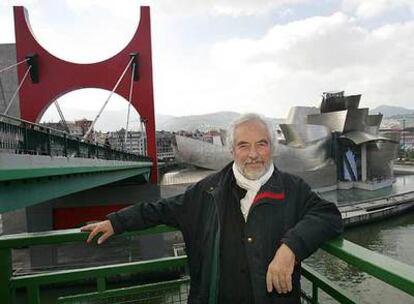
[{"xmin": 253, "ymin": 192, "xmax": 285, "ymax": 205}]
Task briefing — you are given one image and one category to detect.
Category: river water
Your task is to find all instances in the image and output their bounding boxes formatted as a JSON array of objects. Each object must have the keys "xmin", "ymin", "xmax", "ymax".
[{"xmin": 304, "ymin": 175, "xmax": 414, "ymax": 303}]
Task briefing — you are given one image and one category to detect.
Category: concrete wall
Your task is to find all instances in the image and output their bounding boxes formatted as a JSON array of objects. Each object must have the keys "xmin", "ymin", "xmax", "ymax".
[{"xmin": 0, "ymin": 43, "xmax": 20, "ymax": 118}]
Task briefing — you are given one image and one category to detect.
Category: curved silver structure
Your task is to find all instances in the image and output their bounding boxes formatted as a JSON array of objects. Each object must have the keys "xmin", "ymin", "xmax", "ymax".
[
  {"xmin": 286, "ymin": 106, "xmax": 320, "ymax": 125},
  {"xmin": 308, "ymin": 110, "xmax": 348, "ymax": 132},
  {"xmin": 280, "ymin": 123, "xmax": 330, "ymax": 147},
  {"xmin": 174, "ymin": 135, "xmax": 231, "ymax": 171},
  {"xmin": 174, "ymin": 91, "xmax": 399, "ymax": 190},
  {"xmin": 320, "ymin": 94, "xmax": 361, "ymax": 113},
  {"xmin": 341, "ymin": 131, "xmax": 396, "ymax": 145}
]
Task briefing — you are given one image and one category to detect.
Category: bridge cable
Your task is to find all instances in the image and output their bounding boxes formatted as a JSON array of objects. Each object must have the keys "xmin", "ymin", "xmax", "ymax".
[
  {"xmin": 83, "ymin": 57, "xmax": 135, "ymax": 140},
  {"xmin": 140, "ymin": 118, "xmax": 147, "ymax": 156},
  {"xmin": 0, "ymin": 58, "xmax": 29, "ymax": 74},
  {"xmin": 3, "ymin": 65, "xmax": 31, "ymax": 116},
  {"xmin": 54, "ymin": 99, "xmax": 70, "ymax": 133},
  {"xmin": 124, "ymin": 61, "xmax": 136, "ymax": 151}
]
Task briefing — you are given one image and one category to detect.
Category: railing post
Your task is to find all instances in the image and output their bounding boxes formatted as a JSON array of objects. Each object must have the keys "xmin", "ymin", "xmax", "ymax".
[
  {"xmin": 24, "ymin": 124, "xmax": 29, "ymax": 152},
  {"xmin": 312, "ymin": 282, "xmax": 318, "ymax": 303},
  {"xmin": 0, "ymin": 248, "xmax": 13, "ymax": 304},
  {"xmin": 63, "ymin": 133, "xmax": 67, "ymax": 157},
  {"xmin": 46, "ymin": 128, "xmax": 51, "ymax": 155},
  {"xmin": 27, "ymin": 284, "xmax": 40, "ymax": 304},
  {"xmin": 97, "ymin": 277, "xmax": 106, "ymax": 293},
  {"xmin": 77, "ymin": 139, "xmax": 81, "ymax": 157}
]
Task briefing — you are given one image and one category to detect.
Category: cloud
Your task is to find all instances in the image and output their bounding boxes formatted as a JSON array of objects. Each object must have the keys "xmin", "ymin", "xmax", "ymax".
[
  {"xmin": 341, "ymin": 0, "xmax": 414, "ymax": 19},
  {"xmin": 186, "ymin": 12, "xmax": 414, "ymax": 116},
  {"xmin": 154, "ymin": 0, "xmax": 310, "ymax": 17}
]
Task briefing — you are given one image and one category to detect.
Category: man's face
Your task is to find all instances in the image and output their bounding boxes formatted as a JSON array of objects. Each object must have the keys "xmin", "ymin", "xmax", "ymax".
[{"xmin": 232, "ymin": 120, "xmax": 272, "ymax": 180}]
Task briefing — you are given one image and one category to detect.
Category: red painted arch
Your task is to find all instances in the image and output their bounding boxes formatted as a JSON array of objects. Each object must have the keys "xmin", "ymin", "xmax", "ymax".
[{"xmin": 13, "ymin": 6, "xmax": 158, "ymax": 182}]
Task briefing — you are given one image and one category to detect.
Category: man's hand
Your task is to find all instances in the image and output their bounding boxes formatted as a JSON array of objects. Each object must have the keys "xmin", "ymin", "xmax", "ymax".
[
  {"xmin": 266, "ymin": 243, "xmax": 296, "ymax": 294},
  {"xmin": 80, "ymin": 220, "xmax": 114, "ymax": 244}
]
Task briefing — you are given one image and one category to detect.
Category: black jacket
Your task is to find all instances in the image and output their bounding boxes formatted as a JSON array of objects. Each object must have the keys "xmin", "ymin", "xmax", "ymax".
[{"xmin": 108, "ymin": 162, "xmax": 343, "ymax": 303}]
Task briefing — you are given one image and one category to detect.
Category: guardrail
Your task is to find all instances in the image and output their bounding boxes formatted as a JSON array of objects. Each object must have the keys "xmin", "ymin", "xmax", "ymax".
[
  {"xmin": 0, "ymin": 226, "xmax": 413, "ymax": 304},
  {"xmin": 0, "ymin": 113, "xmax": 150, "ymax": 162}
]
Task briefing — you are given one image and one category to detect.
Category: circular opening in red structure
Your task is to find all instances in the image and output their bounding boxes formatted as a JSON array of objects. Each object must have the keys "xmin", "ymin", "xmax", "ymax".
[
  {"xmin": 40, "ymin": 88, "xmax": 142, "ymax": 133},
  {"xmin": 21, "ymin": 1, "xmax": 141, "ymax": 64}
]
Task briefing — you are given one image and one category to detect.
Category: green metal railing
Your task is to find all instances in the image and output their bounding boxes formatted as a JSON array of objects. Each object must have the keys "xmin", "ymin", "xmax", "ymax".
[
  {"xmin": 0, "ymin": 113, "xmax": 150, "ymax": 162},
  {"xmin": 0, "ymin": 226, "xmax": 414, "ymax": 304}
]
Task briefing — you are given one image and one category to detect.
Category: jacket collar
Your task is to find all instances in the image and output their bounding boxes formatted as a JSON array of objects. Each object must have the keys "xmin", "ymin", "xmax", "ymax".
[{"xmin": 260, "ymin": 165, "xmax": 285, "ymax": 194}]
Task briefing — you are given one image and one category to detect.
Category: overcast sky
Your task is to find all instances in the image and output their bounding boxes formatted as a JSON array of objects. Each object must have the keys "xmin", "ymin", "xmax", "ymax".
[{"xmin": 1, "ymin": 0, "xmax": 413, "ymax": 130}]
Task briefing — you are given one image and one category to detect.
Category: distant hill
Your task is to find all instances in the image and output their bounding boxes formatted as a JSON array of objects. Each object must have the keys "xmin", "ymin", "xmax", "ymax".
[
  {"xmin": 41, "ymin": 108, "xmax": 285, "ymax": 132},
  {"xmin": 370, "ymin": 105, "xmax": 414, "ymax": 118},
  {"xmin": 156, "ymin": 111, "xmax": 285, "ymax": 132}
]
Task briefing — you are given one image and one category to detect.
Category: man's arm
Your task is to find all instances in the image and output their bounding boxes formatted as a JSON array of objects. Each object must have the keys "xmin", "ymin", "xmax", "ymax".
[
  {"xmin": 280, "ymin": 179, "xmax": 343, "ymax": 261},
  {"xmin": 266, "ymin": 177, "xmax": 343, "ymax": 294},
  {"xmin": 81, "ymin": 187, "xmax": 193, "ymax": 244}
]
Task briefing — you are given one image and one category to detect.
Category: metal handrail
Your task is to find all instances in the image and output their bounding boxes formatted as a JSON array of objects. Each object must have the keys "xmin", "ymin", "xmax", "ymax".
[{"xmin": 0, "ymin": 226, "xmax": 413, "ymax": 303}]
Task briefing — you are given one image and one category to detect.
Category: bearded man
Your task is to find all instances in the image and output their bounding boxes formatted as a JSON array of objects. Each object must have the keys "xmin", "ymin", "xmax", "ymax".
[{"xmin": 82, "ymin": 113, "xmax": 343, "ymax": 304}]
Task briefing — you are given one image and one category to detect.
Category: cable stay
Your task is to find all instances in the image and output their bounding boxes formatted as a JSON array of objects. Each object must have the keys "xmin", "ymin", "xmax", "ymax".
[
  {"xmin": 140, "ymin": 117, "xmax": 147, "ymax": 156},
  {"xmin": 124, "ymin": 60, "xmax": 136, "ymax": 152},
  {"xmin": 54, "ymin": 99, "xmax": 70, "ymax": 133},
  {"xmin": 83, "ymin": 56, "xmax": 135, "ymax": 141},
  {"xmin": 3, "ymin": 65, "xmax": 31, "ymax": 116},
  {"xmin": 0, "ymin": 78, "xmax": 7, "ymax": 109},
  {"xmin": 0, "ymin": 58, "xmax": 29, "ymax": 74}
]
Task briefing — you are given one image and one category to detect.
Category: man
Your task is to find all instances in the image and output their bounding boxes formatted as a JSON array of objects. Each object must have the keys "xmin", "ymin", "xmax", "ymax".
[{"xmin": 81, "ymin": 113, "xmax": 343, "ymax": 304}]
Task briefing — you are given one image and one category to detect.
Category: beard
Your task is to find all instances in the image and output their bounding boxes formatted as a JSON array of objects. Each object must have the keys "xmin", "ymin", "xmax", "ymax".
[{"xmin": 235, "ymin": 159, "xmax": 271, "ymax": 180}]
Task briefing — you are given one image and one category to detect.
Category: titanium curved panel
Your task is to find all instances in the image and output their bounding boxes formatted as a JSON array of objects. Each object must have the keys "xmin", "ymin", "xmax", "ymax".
[
  {"xmin": 343, "ymin": 108, "xmax": 368, "ymax": 132},
  {"xmin": 287, "ymin": 162, "xmax": 337, "ymax": 188},
  {"xmin": 367, "ymin": 114, "xmax": 383, "ymax": 127},
  {"xmin": 280, "ymin": 124, "xmax": 330, "ymax": 147},
  {"xmin": 174, "ymin": 135, "xmax": 231, "ymax": 171},
  {"xmin": 341, "ymin": 131, "xmax": 397, "ymax": 145},
  {"xmin": 344, "ymin": 95, "xmax": 361, "ymax": 110},
  {"xmin": 286, "ymin": 106, "xmax": 320, "ymax": 125},
  {"xmin": 379, "ymin": 131, "xmax": 401, "ymax": 143},
  {"xmin": 307, "ymin": 110, "xmax": 348, "ymax": 132},
  {"xmin": 274, "ymin": 139, "xmax": 332, "ymax": 172},
  {"xmin": 320, "ymin": 95, "xmax": 361, "ymax": 113},
  {"xmin": 366, "ymin": 141, "xmax": 399, "ymax": 180}
]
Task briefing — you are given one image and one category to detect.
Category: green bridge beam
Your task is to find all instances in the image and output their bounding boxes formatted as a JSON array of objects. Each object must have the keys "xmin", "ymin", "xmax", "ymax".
[{"xmin": 0, "ymin": 162, "xmax": 152, "ymax": 213}]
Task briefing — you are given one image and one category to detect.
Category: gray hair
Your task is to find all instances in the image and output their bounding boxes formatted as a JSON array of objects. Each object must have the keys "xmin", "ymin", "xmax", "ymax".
[{"xmin": 227, "ymin": 113, "xmax": 276, "ymax": 151}]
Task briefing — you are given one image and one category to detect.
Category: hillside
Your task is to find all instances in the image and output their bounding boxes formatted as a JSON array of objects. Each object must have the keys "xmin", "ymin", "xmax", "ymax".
[
  {"xmin": 370, "ymin": 105, "xmax": 414, "ymax": 117},
  {"xmin": 156, "ymin": 112, "xmax": 285, "ymax": 132}
]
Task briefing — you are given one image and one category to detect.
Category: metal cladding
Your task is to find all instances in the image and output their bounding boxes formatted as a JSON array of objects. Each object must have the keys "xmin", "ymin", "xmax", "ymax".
[
  {"xmin": 286, "ymin": 106, "xmax": 320, "ymax": 125},
  {"xmin": 308, "ymin": 110, "xmax": 348, "ymax": 133},
  {"xmin": 366, "ymin": 141, "xmax": 398, "ymax": 179},
  {"xmin": 366, "ymin": 113, "xmax": 383, "ymax": 134},
  {"xmin": 174, "ymin": 135, "xmax": 231, "ymax": 171},
  {"xmin": 279, "ymin": 124, "xmax": 330, "ymax": 147},
  {"xmin": 320, "ymin": 92, "xmax": 361, "ymax": 113},
  {"xmin": 340, "ymin": 131, "xmax": 395, "ymax": 145},
  {"xmin": 174, "ymin": 91, "xmax": 399, "ymax": 190},
  {"xmin": 277, "ymin": 110, "xmax": 336, "ymax": 188}
]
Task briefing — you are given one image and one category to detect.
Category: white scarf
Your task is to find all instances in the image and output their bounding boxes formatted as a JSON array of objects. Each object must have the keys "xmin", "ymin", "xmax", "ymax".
[{"xmin": 232, "ymin": 162, "xmax": 274, "ymax": 221}]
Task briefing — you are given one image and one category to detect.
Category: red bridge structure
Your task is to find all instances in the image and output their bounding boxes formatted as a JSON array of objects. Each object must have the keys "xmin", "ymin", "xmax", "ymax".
[{"xmin": 13, "ymin": 5, "xmax": 158, "ymax": 182}]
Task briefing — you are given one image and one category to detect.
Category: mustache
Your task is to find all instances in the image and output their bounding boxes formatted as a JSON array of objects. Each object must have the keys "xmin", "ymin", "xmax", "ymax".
[{"xmin": 244, "ymin": 160, "xmax": 264, "ymax": 165}]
